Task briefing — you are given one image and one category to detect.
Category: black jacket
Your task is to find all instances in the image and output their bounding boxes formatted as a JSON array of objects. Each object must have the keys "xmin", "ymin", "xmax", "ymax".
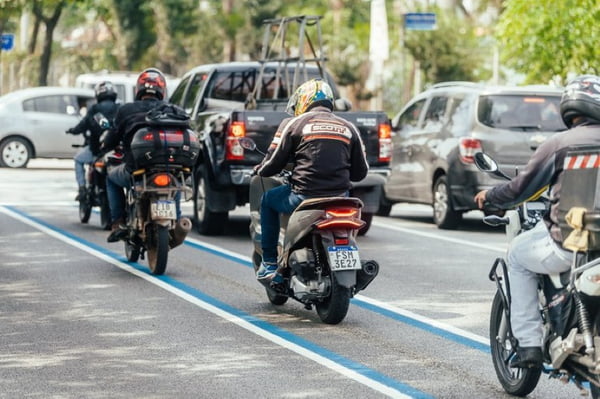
[
  {"xmin": 69, "ymin": 99, "xmax": 119, "ymax": 155},
  {"xmin": 486, "ymin": 118, "xmax": 600, "ymax": 244},
  {"xmin": 256, "ymin": 106, "xmax": 369, "ymax": 197}
]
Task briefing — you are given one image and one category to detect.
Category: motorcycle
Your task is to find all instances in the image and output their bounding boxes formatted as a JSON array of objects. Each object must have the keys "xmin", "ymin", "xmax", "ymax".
[
  {"xmin": 241, "ymin": 137, "xmax": 379, "ymax": 325},
  {"xmin": 121, "ymin": 108, "xmax": 199, "ymax": 275},
  {"xmin": 474, "ymin": 150, "xmax": 600, "ymax": 398}
]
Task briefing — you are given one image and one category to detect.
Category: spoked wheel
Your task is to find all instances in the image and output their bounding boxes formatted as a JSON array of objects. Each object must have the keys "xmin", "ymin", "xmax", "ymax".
[
  {"xmin": 432, "ymin": 175, "xmax": 462, "ymax": 229},
  {"xmin": 98, "ymin": 192, "xmax": 111, "ymax": 230},
  {"xmin": 315, "ymin": 273, "xmax": 351, "ymax": 325},
  {"xmin": 252, "ymin": 250, "xmax": 288, "ymax": 306},
  {"xmin": 78, "ymin": 195, "xmax": 92, "ymax": 224},
  {"xmin": 146, "ymin": 224, "xmax": 169, "ymax": 275},
  {"xmin": 489, "ymin": 290, "xmax": 541, "ymax": 396},
  {"xmin": 125, "ymin": 240, "xmax": 140, "ymax": 263}
]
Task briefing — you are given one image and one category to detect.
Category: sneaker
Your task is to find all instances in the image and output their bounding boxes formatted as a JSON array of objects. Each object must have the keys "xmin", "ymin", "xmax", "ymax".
[
  {"xmin": 256, "ymin": 262, "xmax": 278, "ymax": 280},
  {"xmin": 107, "ymin": 219, "xmax": 127, "ymax": 243},
  {"xmin": 510, "ymin": 346, "xmax": 543, "ymax": 369}
]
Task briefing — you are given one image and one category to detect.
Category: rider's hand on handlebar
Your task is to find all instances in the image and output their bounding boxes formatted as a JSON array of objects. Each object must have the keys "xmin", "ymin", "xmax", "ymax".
[
  {"xmin": 65, "ymin": 128, "xmax": 76, "ymax": 135},
  {"xmin": 474, "ymin": 190, "xmax": 488, "ymax": 209}
]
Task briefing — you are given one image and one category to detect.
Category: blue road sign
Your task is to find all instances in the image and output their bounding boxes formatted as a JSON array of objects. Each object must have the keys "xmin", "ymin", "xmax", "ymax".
[
  {"xmin": 404, "ymin": 13, "xmax": 437, "ymax": 31},
  {"xmin": 1, "ymin": 33, "xmax": 15, "ymax": 51}
]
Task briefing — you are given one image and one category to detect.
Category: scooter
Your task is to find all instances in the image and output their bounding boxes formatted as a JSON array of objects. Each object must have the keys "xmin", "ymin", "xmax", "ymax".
[
  {"xmin": 475, "ymin": 150, "xmax": 600, "ymax": 398},
  {"xmin": 241, "ymin": 138, "xmax": 379, "ymax": 325}
]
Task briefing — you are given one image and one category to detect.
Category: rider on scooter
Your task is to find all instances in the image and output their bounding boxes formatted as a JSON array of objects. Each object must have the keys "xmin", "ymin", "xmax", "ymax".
[
  {"xmin": 254, "ymin": 78, "xmax": 369, "ymax": 283},
  {"xmin": 66, "ymin": 81, "xmax": 119, "ymax": 200},
  {"xmin": 474, "ymin": 75, "xmax": 600, "ymax": 368}
]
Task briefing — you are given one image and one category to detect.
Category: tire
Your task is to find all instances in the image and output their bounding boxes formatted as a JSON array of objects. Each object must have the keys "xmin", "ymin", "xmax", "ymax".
[
  {"xmin": 252, "ymin": 250, "xmax": 288, "ymax": 305},
  {"xmin": 99, "ymin": 193, "xmax": 111, "ymax": 230},
  {"xmin": 0, "ymin": 137, "xmax": 32, "ymax": 168},
  {"xmin": 376, "ymin": 200, "xmax": 393, "ymax": 217},
  {"xmin": 358, "ymin": 212, "xmax": 373, "ymax": 236},
  {"xmin": 125, "ymin": 240, "xmax": 140, "ymax": 263},
  {"xmin": 146, "ymin": 224, "xmax": 169, "ymax": 275},
  {"xmin": 432, "ymin": 175, "xmax": 462, "ymax": 230},
  {"xmin": 78, "ymin": 195, "xmax": 92, "ymax": 224},
  {"xmin": 489, "ymin": 291, "xmax": 541, "ymax": 396},
  {"xmin": 591, "ymin": 381, "xmax": 600, "ymax": 399},
  {"xmin": 193, "ymin": 170, "xmax": 228, "ymax": 235},
  {"xmin": 316, "ymin": 274, "xmax": 351, "ymax": 325}
]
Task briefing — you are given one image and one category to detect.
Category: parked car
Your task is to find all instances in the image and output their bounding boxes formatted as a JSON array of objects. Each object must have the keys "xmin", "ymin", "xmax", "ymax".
[
  {"xmin": 75, "ymin": 70, "xmax": 181, "ymax": 104},
  {"xmin": 0, "ymin": 86, "xmax": 96, "ymax": 168},
  {"xmin": 382, "ymin": 81, "xmax": 567, "ymax": 229}
]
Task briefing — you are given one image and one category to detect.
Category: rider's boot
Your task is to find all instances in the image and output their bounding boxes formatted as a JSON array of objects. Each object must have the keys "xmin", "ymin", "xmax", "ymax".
[
  {"xmin": 107, "ymin": 218, "xmax": 127, "ymax": 243},
  {"xmin": 75, "ymin": 186, "xmax": 86, "ymax": 201}
]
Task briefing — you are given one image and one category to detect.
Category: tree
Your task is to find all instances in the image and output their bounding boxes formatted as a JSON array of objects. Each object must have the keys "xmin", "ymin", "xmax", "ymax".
[
  {"xmin": 495, "ymin": 0, "xmax": 599, "ymax": 84},
  {"xmin": 30, "ymin": 0, "xmax": 66, "ymax": 86}
]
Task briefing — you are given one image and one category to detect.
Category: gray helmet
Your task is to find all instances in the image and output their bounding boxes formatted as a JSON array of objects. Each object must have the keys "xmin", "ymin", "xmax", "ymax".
[
  {"xmin": 560, "ymin": 75, "xmax": 600, "ymax": 128},
  {"xmin": 94, "ymin": 81, "xmax": 117, "ymax": 102}
]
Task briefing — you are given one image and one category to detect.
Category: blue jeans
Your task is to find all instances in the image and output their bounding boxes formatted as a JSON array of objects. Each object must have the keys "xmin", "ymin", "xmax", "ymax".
[
  {"xmin": 74, "ymin": 146, "xmax": 94, "ymax": 187},
  {"xmin": 106, "ymin": 163, "xmax": 182, "ymax": 224},
  {"xmin": 260, "ymin": 184, "xmax": 305, "ymax": 264}
]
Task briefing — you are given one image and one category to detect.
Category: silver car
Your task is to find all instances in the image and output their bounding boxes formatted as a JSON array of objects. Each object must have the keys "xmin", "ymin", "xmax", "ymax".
[
  {"xmin": 0, "ymin": 86, "xmax": 96, "ymax": 168},
  {"xmin": 382, "ymin": 82, "xmax": 568, "ymax": 229}
]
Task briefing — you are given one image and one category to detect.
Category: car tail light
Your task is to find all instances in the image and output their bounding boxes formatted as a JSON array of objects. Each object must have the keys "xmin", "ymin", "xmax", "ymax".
[
  {"xmin": 315, "ymin": 207, "xmax": 365, "ymax": 231},
  {"xmin": 153, "ymin": 174, "xmax": 171, "ymax": 187},
  {"xmin": 226, "ymin": 121, "xmax": 246, "ymax": 160},
  {"xmin": 459, "ymin": 137, "xmax": 482, "ymax": 164},
  {"xmin": 378, "ymin": 123, "xmax": 392, "ymax": 162}
]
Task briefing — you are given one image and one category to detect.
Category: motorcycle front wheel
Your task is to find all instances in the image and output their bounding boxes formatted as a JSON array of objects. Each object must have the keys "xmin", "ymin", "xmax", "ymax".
[
  {"xmin": 252, "ymin": 250, "xmax": 287, "ymax": 306},
  {"xmin": 98, "ymin": 192, "xmax": 111, "ymax": 230},
  {"xmin": 315, "ymin": 273, "xmax": 351, "ymax": 325},
  {"xmin": 490, "ymin": 290, "xmax": 541, "ymax": 396},
  {"xmin": 146, "ymin": 224, "xmax": 169, "ymax": 275}
]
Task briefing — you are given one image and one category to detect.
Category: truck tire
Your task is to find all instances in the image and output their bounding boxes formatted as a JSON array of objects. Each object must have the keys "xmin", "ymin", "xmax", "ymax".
[{"xmin": 193, "ymin": 170, "xmax": 228, "ymax": 235}]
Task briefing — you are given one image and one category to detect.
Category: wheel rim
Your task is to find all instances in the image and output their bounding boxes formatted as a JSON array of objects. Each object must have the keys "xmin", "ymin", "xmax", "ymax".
[
  {"xmin": 433, "ymin": 181, "xmax": 449, "ymax": 222},
  {"xmin": 195, "ymin": 177, "xmax": 206, "ymax": 224},
  {"xmin": 2, "ymin": 140, "xmax": 29, "ymax": 168}
]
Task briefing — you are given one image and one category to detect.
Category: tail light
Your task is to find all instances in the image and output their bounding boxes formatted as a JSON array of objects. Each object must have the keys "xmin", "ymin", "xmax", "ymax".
[
  {"xmin": 378, "ymin": 123, "xmax": 392, "ymax": 163},
  {"xmin": 226, "ymin": 121, "xmax": 246, "ymax": 160},
  {"xmin": 459, "ymin": 137, "xmax": 482, "ymax": 164},
  {"xmin": 153, "ymin": 174, "xmax": 171, "ymax": 187},
  {"xmin": 143, "ymin": 130, "xmax": 184, "ymax": 143},
  {"xmin": 315, "ymin": 207, "xmax": 365, "ymax": 231}
]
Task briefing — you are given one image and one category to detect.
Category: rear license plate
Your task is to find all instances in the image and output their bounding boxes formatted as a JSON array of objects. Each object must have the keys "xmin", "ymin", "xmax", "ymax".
[
  {"xmin": 150, "ymin": 200, "xmax": 176, "ymax": 220},
  {"xmin": 327, "ymin": 246, "xmax": 361, "ymax": 271}
]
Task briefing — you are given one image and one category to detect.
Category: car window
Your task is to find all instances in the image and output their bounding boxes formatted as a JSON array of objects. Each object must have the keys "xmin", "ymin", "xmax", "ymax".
[
  {"xmin": 395, "ymin": 99, "xmax": 426, "ymax": 132},
  {"xmin": 169, "ymin": 75, "xmax": 190, "ymax": 106},
  {"xmin": 23, "ymin": 95, "xmax": 81, "ymax": 115},
  {"xmin": 478, "ymin": 94, "xmax": 567, "ymax": 132},
  {"xmin": 446, "ymin": 95, "xmax": 472, "ymax": 136},
  {"xmin": 184, "ymin": 73, "xmax": 208, "ymax": 112},
  {"xmin": 422, "ymin": 96, "xmax": 448, "ymax": 131},
  {"xmin": 208, "ymin": 70, "xmax": 255, "ymax": 102}
]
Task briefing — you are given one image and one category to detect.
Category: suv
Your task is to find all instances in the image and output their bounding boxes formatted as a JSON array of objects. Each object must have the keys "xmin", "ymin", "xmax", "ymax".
[{"xmin": 382, "ymin": 82, "xmax": 567, "ymax": 229}]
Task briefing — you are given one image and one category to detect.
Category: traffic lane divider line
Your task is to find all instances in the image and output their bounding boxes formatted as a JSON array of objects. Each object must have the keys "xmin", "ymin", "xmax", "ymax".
[{"xmin": 0, "ymin": 205, "xmax": 431, "ymax": 399}]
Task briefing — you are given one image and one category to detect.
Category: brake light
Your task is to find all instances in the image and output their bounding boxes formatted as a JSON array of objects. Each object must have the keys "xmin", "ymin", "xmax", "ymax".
[
  {"xmin": 153, "ymin": 174, "xmax": 171, "ymax": 187},
  {"xmin": 335, "ymin": 238, "xmax": 349, "ymax": 245},
  {"xmin": 315, "ymin": 207, "xmax": 365, "ymax": 231},
  {"xmin": 226, "ymin": 121, "xmax": 246, "ymax": 160},
  {"xmin": 459, "ymin": 137, "xmax": 482, "ymax": 164},
  {"xmin": 94, "ymin": 160, "xmax": 105, "ymax": 168},
  {"xmin": 378, "ymin": 123, "xmax": 392, "ymax": 162},
  {"xmin": 143, "ymin": 130, "xmax": 184, "ymax": 143}
]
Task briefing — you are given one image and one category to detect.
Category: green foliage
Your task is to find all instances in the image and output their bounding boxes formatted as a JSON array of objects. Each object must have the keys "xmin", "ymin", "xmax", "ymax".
[{"xmin": 496, "ymin": 0, "xmax": 599, "ymax": 84}]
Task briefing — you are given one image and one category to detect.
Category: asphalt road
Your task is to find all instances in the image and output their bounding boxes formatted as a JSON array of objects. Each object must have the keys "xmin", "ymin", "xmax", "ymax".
[{"xmin": 0, "ymin": 160, "xmax": 585, "ymax": 398}]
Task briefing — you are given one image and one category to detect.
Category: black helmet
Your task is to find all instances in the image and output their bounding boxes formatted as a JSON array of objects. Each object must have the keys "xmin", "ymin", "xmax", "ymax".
[
  {"xmin": 94, "ymin": 81, "xmax": 117, "ymax": 102},
  {"xmin": 560, "ymin": 74, "xmax": 600, "ymax": 128},
  {"xmin": 135, "ymin": 68, "xmax": 166, "ymax": 100}
]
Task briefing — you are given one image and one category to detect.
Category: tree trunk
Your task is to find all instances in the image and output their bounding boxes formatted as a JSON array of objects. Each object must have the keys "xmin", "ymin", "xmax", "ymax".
[
  {"xmin": 106, "ymin": 1, "xmax": 130, "ymax": 70},
  {"xmin": 35, "ymin": 1, "xmax": 64, "ymax": 86},
  {"xmin": 28, "ymin": 14, "xmax": 41, "ymax": 54},
  {"xmin": 150, "ymin": 2, "xmax": 175, "ymax": 74}
]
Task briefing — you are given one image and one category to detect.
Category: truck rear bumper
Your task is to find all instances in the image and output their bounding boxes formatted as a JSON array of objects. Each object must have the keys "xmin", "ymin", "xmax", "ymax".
[{"xmin": 230, "ymin": 166, "xmax": 254, "ymax": 185}]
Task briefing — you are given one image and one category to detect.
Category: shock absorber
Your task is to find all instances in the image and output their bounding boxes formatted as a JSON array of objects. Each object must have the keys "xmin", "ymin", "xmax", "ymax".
[{"xmin": 575, "ymin": 293, "xmax": 595, "ymax": 356}]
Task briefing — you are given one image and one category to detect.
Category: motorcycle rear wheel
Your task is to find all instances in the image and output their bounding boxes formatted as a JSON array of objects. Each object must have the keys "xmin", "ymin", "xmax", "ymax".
[
  {"xmin": 316, "ymin": 274, "xmax": 351, "ymax": 325},
  {"xmin": 147, "ymin": 224, "xmax": 169, "ymax": 275},
  {"xmin": 490, "ymin": 290, "xmax": 541, "ymax": 396},
  {"xmin": 79, "ymin": 197, "xmax": 92, "ymax": 223}
]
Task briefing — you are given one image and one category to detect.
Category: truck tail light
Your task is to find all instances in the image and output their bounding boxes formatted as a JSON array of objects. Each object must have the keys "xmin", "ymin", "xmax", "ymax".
[
  {"xmin": 226, "ymin": 121, "xmax": 246, "ymax": 160},
  {"xmin": 378, "ymin": 123, "xmax": 392, "ymax": 162},
  {"xmin": 459, "ymin": 137, "xmax": 482, "ymax": 164}
]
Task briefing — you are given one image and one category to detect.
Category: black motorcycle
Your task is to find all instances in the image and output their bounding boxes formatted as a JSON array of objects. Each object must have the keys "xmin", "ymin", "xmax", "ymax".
[{"xmin": 475, "ymin": 150, "xmax": 600, "ymax": 398}]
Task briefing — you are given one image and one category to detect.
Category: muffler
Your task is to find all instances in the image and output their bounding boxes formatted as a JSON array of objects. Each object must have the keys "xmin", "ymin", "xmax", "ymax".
[
  {"xmin": 355, "ymin": 260, "xmax": 379, "ymax": 292},
  {"xmin": 170, "ymin": 217, "xmax": 192, "ymax": 248}
]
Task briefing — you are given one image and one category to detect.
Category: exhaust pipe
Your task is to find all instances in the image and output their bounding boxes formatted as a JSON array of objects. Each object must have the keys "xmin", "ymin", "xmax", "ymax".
[
  {"xmin": 170, "ymin": 217, "xmax": 192, "ymax": 248},
  {"xmin": 355, "ymin": 260, "xmax": 379, "ymax": 292}
]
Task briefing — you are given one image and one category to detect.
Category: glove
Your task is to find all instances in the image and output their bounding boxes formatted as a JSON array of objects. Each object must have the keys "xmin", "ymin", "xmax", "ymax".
[{"xmin": 66, "ymin": 128, "xmax": 76, "ymax": 135}]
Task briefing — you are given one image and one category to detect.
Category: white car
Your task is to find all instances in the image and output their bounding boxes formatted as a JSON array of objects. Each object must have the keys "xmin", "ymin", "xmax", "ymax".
[{"xmin": 0, "ymin": 86, "xmax": 95, "ymax": 168}]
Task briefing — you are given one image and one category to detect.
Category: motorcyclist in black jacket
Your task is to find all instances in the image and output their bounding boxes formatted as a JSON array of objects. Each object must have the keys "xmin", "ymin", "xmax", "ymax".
[
  {"xmin": 101, "ymin": 68, "xmax": 170, "ymax": 242},
  {"xmin": 66, "ymin": 81, "xmax": 119, "ymax": 200},
  {"xmin": 474, "ymin": 75, "xmax": 600, "ymax": 369}
]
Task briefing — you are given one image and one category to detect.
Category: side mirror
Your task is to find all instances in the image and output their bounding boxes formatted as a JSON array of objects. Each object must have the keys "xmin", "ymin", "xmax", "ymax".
[
  {"xmin": 334, "ymin": 98, "xmax": 352, "ymax": 112},
  {"xmin": 238, "ymin": 137, "xmax": 256, "ymax": 151},
  {"xmin": 473, "ymin": 152, "xmax": 512, "ymax": 181}
]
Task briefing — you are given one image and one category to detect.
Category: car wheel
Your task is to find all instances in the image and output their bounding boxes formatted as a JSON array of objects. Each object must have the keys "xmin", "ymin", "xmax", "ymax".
[
  {"xmin": 0, "ymin": 137, "xmax": 32, "ymax": 168},
  {"xmin": 432, "ymin": 175, "xmax": 462, "ymax": 229},
  {"xmin": 193, "ymin": 169, "xmax": 228, "ymax": 235}
]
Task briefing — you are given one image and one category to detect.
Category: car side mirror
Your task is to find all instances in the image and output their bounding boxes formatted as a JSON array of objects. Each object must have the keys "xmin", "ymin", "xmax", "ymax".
[{"xmin": 334, "ymin": 98, "xmax": 352, "ymax": 112}]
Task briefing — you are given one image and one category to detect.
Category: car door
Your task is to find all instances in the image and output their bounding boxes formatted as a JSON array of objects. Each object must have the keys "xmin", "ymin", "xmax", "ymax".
[
  {"xmin": 387, "ymin": 97, "xmax": 427, "ymax": 201},
  {"xmin": 22, "ymin": 94, "xmax": 91, "ymax": 158}
]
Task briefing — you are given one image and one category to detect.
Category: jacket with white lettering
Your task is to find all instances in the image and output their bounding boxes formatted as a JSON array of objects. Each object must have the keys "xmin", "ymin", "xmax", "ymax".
[{"xmin": 255, "ymin": 106, "xmax": 369, "ymax": 197}]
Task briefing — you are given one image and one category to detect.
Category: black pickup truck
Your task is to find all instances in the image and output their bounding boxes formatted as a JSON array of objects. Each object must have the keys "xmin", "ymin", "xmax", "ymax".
[{"xmin": 169, "ymin": 61, "xmax": 391, "ymax": 235}]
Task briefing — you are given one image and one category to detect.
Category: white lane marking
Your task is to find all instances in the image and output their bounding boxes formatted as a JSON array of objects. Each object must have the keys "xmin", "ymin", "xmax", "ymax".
[{"xmin": 0, "ymin": 206, "xmax": 416, "ymax": 399}]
